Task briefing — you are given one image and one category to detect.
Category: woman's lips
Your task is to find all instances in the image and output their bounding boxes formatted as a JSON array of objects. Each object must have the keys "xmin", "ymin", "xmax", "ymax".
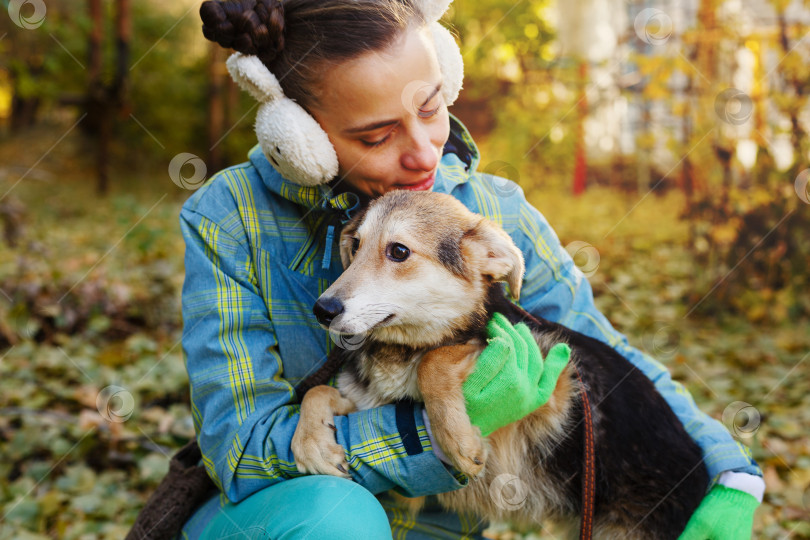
[{"xmin": 395, "ymin": 172, "xmax": 435, "ymax": 191}]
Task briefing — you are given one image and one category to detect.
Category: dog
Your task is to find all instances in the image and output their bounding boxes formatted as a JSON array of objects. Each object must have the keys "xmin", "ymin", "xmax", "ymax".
[{"xmin": 291, "ymin": 190, "xmax": 708, "ymax": 538}]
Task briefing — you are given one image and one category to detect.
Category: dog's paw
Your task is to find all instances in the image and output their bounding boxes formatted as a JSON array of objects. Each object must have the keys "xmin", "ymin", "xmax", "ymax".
[
  {"xmin": 444, "ymin": 430, "xmax": 487, "ymax": 478},
  {"xmin": 291, "ymin": 419, "xmax": 351, "ymax": 479}
]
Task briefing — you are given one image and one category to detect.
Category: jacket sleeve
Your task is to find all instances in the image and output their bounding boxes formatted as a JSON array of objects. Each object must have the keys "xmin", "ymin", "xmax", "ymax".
[
  {"xmin": 180, "ymin": 208, "xmax": 467, "ymax": 503},
  {"xmin": 510, "ymin": 198, "xmax": 762, "ymax": 481}
]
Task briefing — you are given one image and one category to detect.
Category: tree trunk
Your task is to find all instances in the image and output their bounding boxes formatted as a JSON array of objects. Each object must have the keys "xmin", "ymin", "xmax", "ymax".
[
  {"xmin": 637, "ymin": 98, "xmax": 651, "ymax": 193},
  {"xmin": 681, "ymin": 74, "xmax": 694, "ymax": 206},
  {"xmin": 114, "ymin": 0, "xmax": 130, "ymax": 107},
  {"xmin": 207, "ymin": 42, "xmax": 226, "ymax": 173},
  {"xmin": 777, "ymin": 12, "xmax": 806, "ymax": 178},
  {"xmin": 87, "ymin": 0, "xmax": 109, "ymax": 194},
  {"xmin": 695, "ymin": 0, "xmax": 719, "ymax": 83},
  {"xmin": 10, "ymin": 93, "xmax": 40, "ymax": 132},
  {"xmin": 88, "ymin": 0, "xmax": 103, "ymax": 85}
]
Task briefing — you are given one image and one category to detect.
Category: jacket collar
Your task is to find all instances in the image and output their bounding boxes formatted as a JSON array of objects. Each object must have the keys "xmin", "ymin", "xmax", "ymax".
[
  {"xmin": 249, "ymin": 113, "xmax": 479, "ymax": 217},
  {"xmin": 443, "ymin": 113, "xmax": 480, "ymax": 174}
]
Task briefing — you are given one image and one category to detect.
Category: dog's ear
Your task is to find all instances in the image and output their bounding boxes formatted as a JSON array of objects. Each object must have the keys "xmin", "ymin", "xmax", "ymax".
[
  {"xmin": 338, "ymin": 211, "xmax": 365, "ymax": 270},
  {"xmin": 465, "ymin": 218, "xmax": 525, "ymax": 300}
]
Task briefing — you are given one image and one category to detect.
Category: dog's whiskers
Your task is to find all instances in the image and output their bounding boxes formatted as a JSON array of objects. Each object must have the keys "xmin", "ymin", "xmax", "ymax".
[{"xmin": 337, "ymin": 302, "xmax": 399, "ymax": 332}]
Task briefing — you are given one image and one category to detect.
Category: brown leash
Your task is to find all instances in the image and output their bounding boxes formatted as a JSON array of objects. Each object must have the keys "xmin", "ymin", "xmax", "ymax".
[
  {"xmin": 573, "ymin": 364, "xmax": 596, "ymax": 540},
  {"xmin": 296, "ymin": 348, "xmax": 346, "ymax": 399}
]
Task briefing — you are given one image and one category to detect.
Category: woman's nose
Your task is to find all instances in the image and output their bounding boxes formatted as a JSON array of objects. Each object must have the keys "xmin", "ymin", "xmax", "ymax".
[{"xmin": 400, "ymin": 125, "xmax": 439, "ymax": 172}]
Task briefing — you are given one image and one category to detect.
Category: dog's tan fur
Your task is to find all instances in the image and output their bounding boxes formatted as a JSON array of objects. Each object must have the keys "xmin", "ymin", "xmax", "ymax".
[{"xmin": 290, "ymin": 385, "xmax": 355, "ymax": 478}]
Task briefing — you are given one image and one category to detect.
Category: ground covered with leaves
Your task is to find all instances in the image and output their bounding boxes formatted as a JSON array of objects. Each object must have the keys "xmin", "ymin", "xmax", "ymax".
[{"xmin": 0, "ymin": 128, "xmax": 808, "ymax": 539}]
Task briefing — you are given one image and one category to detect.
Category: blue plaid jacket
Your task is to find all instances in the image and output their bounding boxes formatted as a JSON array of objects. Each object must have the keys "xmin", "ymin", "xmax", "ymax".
[{"xmin": 180, "ymin": 115, "xmax": 760, "ymax": 508}]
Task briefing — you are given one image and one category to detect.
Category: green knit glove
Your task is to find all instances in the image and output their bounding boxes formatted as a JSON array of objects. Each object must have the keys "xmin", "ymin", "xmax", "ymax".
[
  {"xmin": 678, "ymin": 485, "xmax": 759, "ymax": 539},
  {"xmin": 462, "ymin": 312, "xmax": 571, "ymax": 437}
]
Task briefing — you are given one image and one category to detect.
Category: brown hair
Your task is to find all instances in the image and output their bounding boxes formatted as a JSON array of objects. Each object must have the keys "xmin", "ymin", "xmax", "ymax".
[{"xmin": 200, "ymin": 0, "xmax": 425, "ymax": 108}]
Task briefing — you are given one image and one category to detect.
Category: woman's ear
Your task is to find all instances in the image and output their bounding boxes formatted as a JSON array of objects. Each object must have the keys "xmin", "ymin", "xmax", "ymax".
[{"xmin": 464, "ymin": 219, "xmax": 525, "ymax": 300}]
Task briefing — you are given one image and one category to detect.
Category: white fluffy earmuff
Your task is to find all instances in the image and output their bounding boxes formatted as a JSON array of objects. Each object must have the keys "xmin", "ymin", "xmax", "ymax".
[
  {"xmin": 225, "ymin": 0, "xmax": 464, "ymax": 187},
  {"xmin": 431, "ymin": 21, "xmax": 464, "ymax": 106}
]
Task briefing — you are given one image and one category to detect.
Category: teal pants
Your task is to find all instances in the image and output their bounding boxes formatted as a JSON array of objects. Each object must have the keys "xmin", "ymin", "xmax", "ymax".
[{"xmin": 180, "ymin": 476, "xmax": 486, "ymax": 539}]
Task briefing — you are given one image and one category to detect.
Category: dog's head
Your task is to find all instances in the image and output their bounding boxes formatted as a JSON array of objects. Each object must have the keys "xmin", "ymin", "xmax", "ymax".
[{"xmin": 313, "ymin": 190, "xmax": 525, "ymax": 347}]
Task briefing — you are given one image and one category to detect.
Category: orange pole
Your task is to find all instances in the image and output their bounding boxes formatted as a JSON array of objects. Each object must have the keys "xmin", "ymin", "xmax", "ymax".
[{"xmin": 573, "ymin": 60, "xmax": 588, "ymax": 196}]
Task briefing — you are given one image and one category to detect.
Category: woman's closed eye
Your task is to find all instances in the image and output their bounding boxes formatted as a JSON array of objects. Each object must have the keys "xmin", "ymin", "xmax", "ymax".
[
  {"xmin": 417, "ymin": 92, "xmax": 443, "ymax": 119},
  {"xmin": 360, "ymin": 123, "xmax": 398, "ymax": 147},
  {"xmin": 361, "ymin": 131, "xmax": 394, "ymax": 147},
  {"xmin": 417, "ymin": 103, "xmax": 441, "ymax": 119},
  {"xmin": 359, "ymin": 92, "xmax": 443, "ymax": 148}
]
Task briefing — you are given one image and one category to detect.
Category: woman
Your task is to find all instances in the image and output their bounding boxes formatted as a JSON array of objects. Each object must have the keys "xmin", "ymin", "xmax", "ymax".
[{"xmin": 178, "ymin": 0, "xmax": 763, "ymax": 537}]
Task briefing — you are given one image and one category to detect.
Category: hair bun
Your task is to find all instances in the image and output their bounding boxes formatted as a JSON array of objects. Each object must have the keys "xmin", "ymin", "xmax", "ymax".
[{"xmin": 200, "ymin": 0, "xmax": 285, "ymax": 63}]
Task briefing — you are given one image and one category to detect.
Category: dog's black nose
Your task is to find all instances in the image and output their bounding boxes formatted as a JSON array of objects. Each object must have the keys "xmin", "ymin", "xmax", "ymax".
[{"xmin": 313, "ymin": 297, "xmax": 344, "ymax": 326}]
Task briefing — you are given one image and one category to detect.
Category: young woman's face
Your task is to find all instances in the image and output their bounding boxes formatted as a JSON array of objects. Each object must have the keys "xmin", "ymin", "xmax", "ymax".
[{"xmin": 311, "ymin": 26, "xmax": 451, "ymax": 198}]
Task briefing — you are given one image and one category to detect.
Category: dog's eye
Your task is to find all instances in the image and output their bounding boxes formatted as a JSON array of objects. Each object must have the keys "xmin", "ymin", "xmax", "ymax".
[
  {"xmin": 386, "ymin": 242, "xmax": 410, "ymax": 262},
  {"xmin": 351, "ymin": 237, "xmax": 360, "ymax": 257}
]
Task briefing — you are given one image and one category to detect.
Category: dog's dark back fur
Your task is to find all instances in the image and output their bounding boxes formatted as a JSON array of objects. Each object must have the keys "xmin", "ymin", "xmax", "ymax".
[
  {"xmin": 302, "ymin": 283, "xmax": 708, "ymax": 537},
  {"xmin": 486, "ymin": 286, "xmax": 709, "ymax": 535}
]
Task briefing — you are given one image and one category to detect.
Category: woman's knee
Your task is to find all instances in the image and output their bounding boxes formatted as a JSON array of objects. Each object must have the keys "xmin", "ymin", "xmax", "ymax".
[
  {"xmin": 199, "ymin": 476, "xmax": 391, "ymax": 540},
  {"xmin": 279, "ymin": 476, "xmax": 391, "ymax": 540}
]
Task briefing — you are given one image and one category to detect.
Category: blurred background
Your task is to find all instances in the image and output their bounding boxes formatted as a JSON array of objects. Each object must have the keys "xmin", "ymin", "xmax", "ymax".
[{"xmin": 0, "ymin": 0, "xmax": 808, "ymax": 537}]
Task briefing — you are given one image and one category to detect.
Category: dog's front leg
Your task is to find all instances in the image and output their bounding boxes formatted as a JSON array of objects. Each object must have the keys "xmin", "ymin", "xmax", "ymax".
[
  {"xmin": 291, "ymin": 385, "xmax": 356, "ymax": 478},
  {"xmin": 418, "ymin": 344, "xmax": 487, "ymax": 478}
]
